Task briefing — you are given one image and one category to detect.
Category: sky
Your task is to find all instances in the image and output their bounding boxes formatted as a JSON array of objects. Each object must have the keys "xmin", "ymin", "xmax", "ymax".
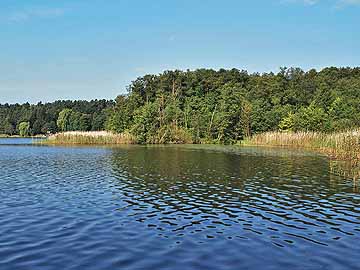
[{"xmin": 0, "ymin": 0, "xmax": 359, "ymax": 104}]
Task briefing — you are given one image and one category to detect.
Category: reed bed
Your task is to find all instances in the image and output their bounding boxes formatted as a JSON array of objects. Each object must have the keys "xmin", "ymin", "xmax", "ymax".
[
  {"xmin": 43, "ymin": 131, "xmax": 136, "ymax": 145},
  {"xmin": 248, "ymin": 130, "xmax": 360, "ymax": 167}
]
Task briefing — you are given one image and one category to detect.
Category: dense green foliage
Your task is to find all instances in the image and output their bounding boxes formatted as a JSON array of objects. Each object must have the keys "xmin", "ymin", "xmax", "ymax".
[
  {"xmin": 0, "ymin": 100, "xmax": 113, "ymax": 136},
  {"xmin": 106, "ymin": 67, "xmax": 360, "ymax": 143},
  {"xmin": 1, "ymin": 67, "xmax": 360, "ymax": 142},
  {"xmin": 56, "ymin": 108, "xmax": 95, "ymax": 132},
  {"xmin": 18, "ymin": 122, "xmax": 30, "ymax": 137}
]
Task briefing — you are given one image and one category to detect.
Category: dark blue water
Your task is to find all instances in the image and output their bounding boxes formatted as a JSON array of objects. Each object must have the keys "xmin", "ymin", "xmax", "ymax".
[{"xmin": 0, "ymin": 139, "xmax": 359, "ymax": 270}]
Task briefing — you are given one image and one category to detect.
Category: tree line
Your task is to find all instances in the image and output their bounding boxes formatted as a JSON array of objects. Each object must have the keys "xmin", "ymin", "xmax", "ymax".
[
  {"xmin": 106, "ymin": 67, "xmax": 360, "ymax": 143},
  {"xmin": 1, "ymin": 67, "xmax": 359, "ymax": 142},
  {"xmin": 0, "ymin": 100, "xmax": 113, "ymax": 136}
]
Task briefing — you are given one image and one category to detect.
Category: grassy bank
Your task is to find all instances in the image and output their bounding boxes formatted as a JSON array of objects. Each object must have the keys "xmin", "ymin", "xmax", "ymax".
[
  {"xmin": 246, "ymin": 130, "xmax": 360, "ymax": 167},
  {"xmin": 41, "ymin": 131, "xmax": 136, "ymax": 145},
  {"xmin": 42, "ymin": 130, "xmax": 360, "ymax": 157},
  {"xmin": 38, "ymin": 129, "xmax": 360, "ymax": 181}
]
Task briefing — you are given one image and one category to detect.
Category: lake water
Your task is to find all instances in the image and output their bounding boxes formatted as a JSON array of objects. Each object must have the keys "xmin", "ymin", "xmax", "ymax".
[{"xmin": 0, "ymin": 139, "xmax": 359, "ymax": 270}]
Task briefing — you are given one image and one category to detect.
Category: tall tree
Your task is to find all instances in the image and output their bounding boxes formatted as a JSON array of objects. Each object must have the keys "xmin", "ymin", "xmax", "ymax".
[{"xmin": 18, "ymin": 122, "xmax": 30, "ymax": 137}]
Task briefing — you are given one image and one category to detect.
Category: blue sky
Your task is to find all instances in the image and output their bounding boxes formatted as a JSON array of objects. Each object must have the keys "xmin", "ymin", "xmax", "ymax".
[{"xmin": 0, "ymin": 0, "xmax": 359, "ymax": 104}]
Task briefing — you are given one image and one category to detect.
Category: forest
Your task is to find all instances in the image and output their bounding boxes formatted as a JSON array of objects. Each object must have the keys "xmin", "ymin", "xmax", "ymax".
[
  {"xmin": 1, "ymin": 67, "xmax": 360, "ymax": 143},
  {"xmin": 0, "ymin": 100, "xmax": 113, "ymax": 136},
  {"xmin": 106, "ymin": 67, "xmax": 360, "ymax": 143}
]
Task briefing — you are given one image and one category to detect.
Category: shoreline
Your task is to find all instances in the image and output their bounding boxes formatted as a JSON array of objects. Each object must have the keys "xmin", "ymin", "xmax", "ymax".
[
  {"xmin": 3, "ymin": 131, "xmax": 358, "ymax": 178},
  {"xmin": 37, "ymin": 130, "xmax": 359, "ymax": 166},
  {"xmin": 245, "ymin": 131, "xmax": 360, "ymax": 176},
  {"xmin": 39, "ymin": 138, "xmax": 360, "ymax": 180}
]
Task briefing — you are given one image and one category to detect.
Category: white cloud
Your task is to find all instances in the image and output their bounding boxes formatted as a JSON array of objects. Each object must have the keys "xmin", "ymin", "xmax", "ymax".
[
  {"xmin": 168, "ymin": 35, "xmax": 176, "ymax": 42},
  {"xmin": 302, "ymin": 0, "xmax": 319, "ymax": 5},
  {"xmin": 6, "ymin": 7, "xmax": 66, "ymax": 23},
  {"xmin": 336, "ymin": 0, "xmax": 360, "ymax": 6},
  {"xmin": 282, "ymin": 0, "xmax": 360, "ymax": 6},
  {"xmin": 281, "ymin": 0, "xmax": 319, "ymax": 5}
]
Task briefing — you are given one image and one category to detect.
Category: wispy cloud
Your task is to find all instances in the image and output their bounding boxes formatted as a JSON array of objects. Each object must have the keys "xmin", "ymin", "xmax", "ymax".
[
  {"xmin": 301, "ymin": 0, "xmax": 319, "ymax": 5},
  {"xmin": 282, "ymin": 0, "xmax": 360, "ymax": 6},
  {"xmin": 281, "ymin": 0, "xmax": 319, "ymax": 6},
  {"xmin": 6, "ymin": 7, "xmax": 67, "ymax": 23},
  {"xmin": 336, "ymin": 0, "xmax": 360, "ymax": 7}
]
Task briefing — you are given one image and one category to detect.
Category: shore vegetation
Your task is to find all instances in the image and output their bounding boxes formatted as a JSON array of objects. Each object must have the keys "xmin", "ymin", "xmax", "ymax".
[
  {"xmin": 246, "ymin": 130, "xmax": 360, "ymax": 167},
  {"xmin": 2, "ymin": 67, "xmax": 360, "ymax": 171},
  {"xmin": 42, "ymin": 131, "xmax": 136, "ymax": 145}
]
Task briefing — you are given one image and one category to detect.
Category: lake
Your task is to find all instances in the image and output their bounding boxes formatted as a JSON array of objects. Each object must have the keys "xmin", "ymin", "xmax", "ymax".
[{"xmin": 0, "ymin": 138, "xmax": 359, "ymax": 270}]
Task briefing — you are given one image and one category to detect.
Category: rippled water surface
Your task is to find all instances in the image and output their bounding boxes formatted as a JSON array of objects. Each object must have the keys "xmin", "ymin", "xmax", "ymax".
[{"xmin": 0, "ymin": 139, "xmax": 359, "ymax": 270}]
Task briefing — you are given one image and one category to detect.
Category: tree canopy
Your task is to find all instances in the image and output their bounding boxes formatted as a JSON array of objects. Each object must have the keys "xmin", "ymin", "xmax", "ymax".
[
  {"xmin": 106, "ymin": 67, "xmax": 360, "ymax": 143},
  {"xmin": 0, "ymin": 100, "xmax": 113, "ymax": 136},
  {"xmin": 18, "ymin": 122, "xmax": 30, "ymax": 137},
  {"xmin": 1, "ymin": 67, "xmax": 359, "ymax": 143}
]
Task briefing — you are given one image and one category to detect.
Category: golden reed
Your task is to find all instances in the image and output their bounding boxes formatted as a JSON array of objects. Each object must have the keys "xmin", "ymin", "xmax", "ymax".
[
  {"xmin": 43, "ymin": 131, "xmax": 136, "ymax": 145},
  {"xmin": 248, "ymin": 130, "xmax": 360, "ymax": 167}
]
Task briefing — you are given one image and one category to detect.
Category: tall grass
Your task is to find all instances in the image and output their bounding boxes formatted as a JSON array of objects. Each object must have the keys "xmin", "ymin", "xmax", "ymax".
[
  {"xmin": 42, "ymin": 131, "xmax": 136, "ymax": 145},
  {"xmin": 247, "ymin": 130, "xmax": 360, "ymax": 167}
]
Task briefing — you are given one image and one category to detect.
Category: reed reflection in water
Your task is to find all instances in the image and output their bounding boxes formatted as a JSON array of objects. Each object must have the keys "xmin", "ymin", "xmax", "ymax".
[{"xmin": 0, "ymin": 142, "xmax": 359, "ymax": 270}]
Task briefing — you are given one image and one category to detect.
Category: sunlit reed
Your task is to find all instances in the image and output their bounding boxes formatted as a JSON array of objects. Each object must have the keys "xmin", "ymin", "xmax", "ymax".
[{"xmin": 42, "ymin": 131, "xmax": 136, "ymax": 145}]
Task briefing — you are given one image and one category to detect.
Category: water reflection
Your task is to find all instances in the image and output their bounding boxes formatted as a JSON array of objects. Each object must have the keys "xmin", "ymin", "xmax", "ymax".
[
  {"xmin": 109, "ymin": 145, "xmax": 359, "ymax": 248},
  {"xmin": 1, "ymin": 142, "xmax": 359, "ymax": 270},
  {"xmin": 330, "ymin": 160, "xmax": 360, "ymax": 192}
]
